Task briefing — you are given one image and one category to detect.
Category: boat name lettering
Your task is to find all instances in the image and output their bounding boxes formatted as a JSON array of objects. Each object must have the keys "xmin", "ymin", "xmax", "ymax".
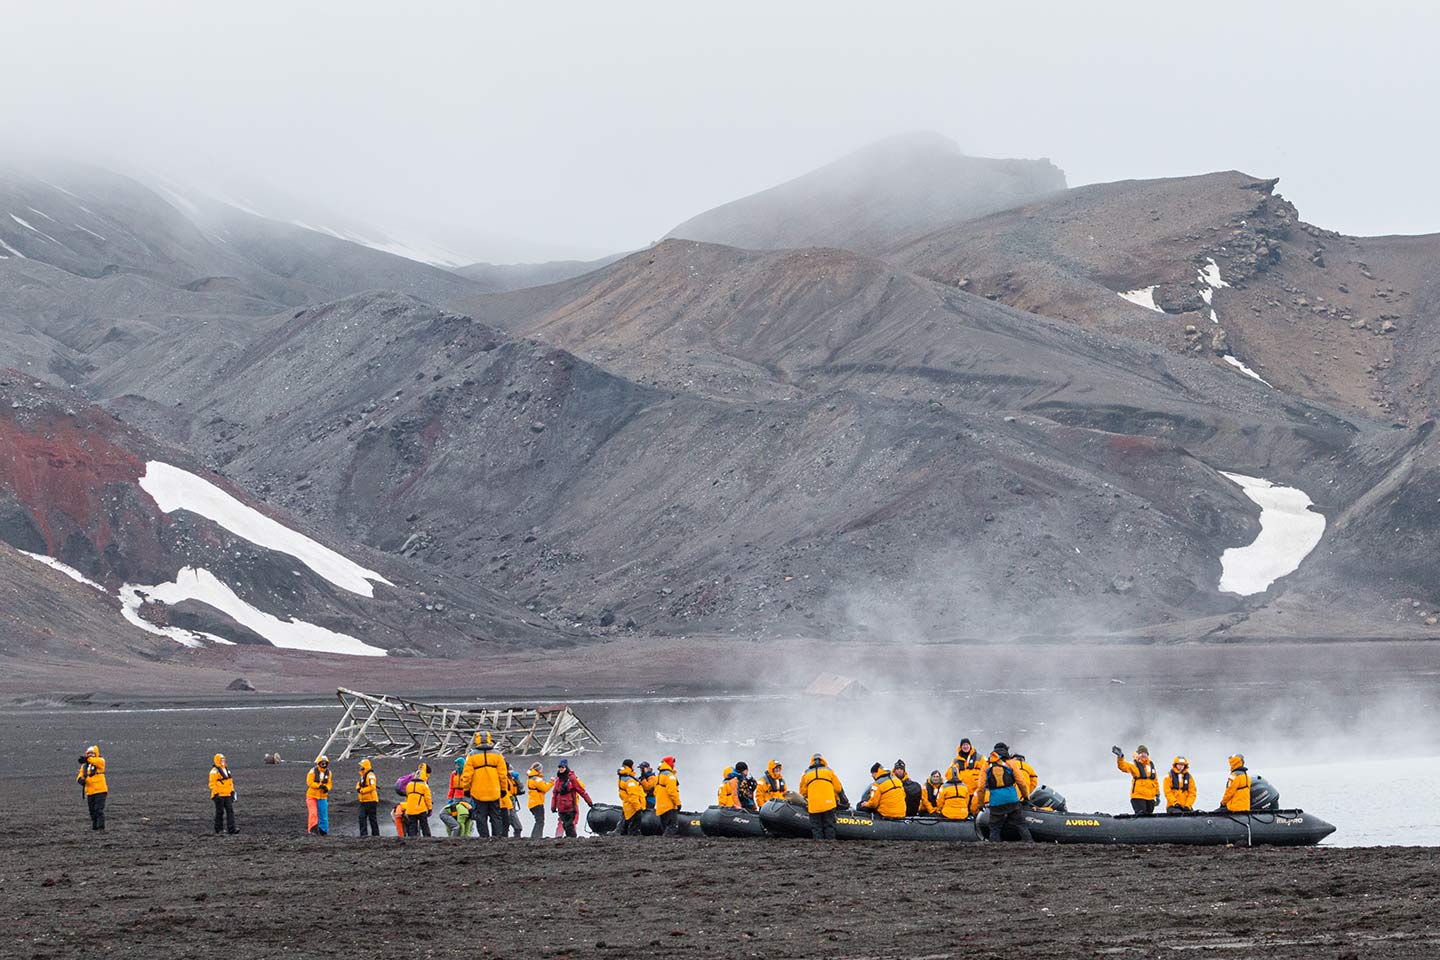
[{"xmin": 1064, "ymin": 818, "xmax": 1101, "ymax": 827}]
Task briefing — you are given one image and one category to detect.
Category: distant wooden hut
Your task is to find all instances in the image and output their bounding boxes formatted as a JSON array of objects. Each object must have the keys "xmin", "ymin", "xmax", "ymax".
[{"xmin": 804, "ymin": 673, "xmax": 870, "ymax": 700}]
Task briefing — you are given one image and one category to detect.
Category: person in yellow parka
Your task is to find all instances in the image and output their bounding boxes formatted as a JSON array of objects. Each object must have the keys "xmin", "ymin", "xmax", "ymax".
[
  {"xmin": 799, "ymin": 754, "xmax": 846, "ymax": 839},
  {"xmin": 934, "ymin": 770, "xmax": 972, "ymax": 820},
  {"xmin": 860, "ymin": 762, "xmax": 908, "ymax": 820},
  {"xmin": 754, "ymin": 759, "xmax": 786, "ymax": 808},
  {"xmin": 920, "ymin": 770, "xmax": 944, "ymax": 814},
  {"xmin": 1220, "ymin": 754, "xmax": 1251, "ymax": 812},
  {"xmin": 1012, "ymin": 753, "xmax": 1039, "ymax": 795},
  {"xmin": 637, "ymin": 761, "xmax": 659, "ymax": 812},
  {"xmin": 946, "ymin": 738, "xmax": 984, "ymax": 794},
  {"xmin": 306, "ymin": 755, "xmax": 332, "ymax": 836},
  {"xmin": 1164, "ymin": 756, "xmax": 1197, "ymax": 812},
  {"xmin": 1112, "ymin": 744, "xmax": 1160, "ymax": 815},
  {"xmin": 526, "ymin": 763, "xmax": 550, "ymax": 839},
  {"xmin": 209, "ymin": 753, "xmax": 238, "ymax": 835},
  {"xmin": 76, "ymin": 745, "xmax": 108, "ymax": 831},
  {"xmin": 403, "ymin": 763, "xmax": 433, "ymax": 837},
  {"xmin": 356, "ymin": 759, "xmax": 380, "ymax": 836},
  {"xmin": 616, "ymin": 759, "xmax": 647, "ymax": 834},
  {"xmin": 716, "ymin": 766, "xmax": 737, "ymax": 808},
  {"xmin": 501, "ymin": 770, "xmax": 526, "ymax": 837},
  {"xmin": 460, "ymin": 731, "xmax": 509, "ymax": 838},
  {"xmin": 655, "ymin": 756, "xmax": 682, "ymax": 836}
]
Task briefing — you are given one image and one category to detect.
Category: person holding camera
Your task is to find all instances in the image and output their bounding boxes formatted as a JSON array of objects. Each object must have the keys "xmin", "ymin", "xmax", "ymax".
[
  {"xmin": 209, "ymin": 753, "xmax": 239, "ymax": 835},
  {"xmin": 76, "ymin": 745, "xmax": 108, "ymax": 831},
  {"xmin": 1113, "ymin": 744, "xmax": 1160, "ymax": 815},
  {"xmin": 306, "ymin": 755, "xmax": 332, "ymax": 835}
]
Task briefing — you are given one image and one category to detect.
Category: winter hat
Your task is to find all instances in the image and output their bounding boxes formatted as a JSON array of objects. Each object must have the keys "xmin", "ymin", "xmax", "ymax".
[
  {"xmin": 870, "ymin": 762, "xmax": 885, "ymax": 776},
  {"xmin": 557, "ymin": 759, "xmax": 569, "ymax": 769},
  {"xmin": 661, "ymin": 755, "xmax": 676, "ymax": 767},
  {"xmin": 639, "ymin": 761, "xmax": 652, "ymax": 770},
  {"xmin": 893, "ymin": 759, "xmax": 907, "ymax": 771},
  {"xmin": 734, "ymin": 761, "xmax": 749, "ymax": 773},
  {"xmin": 455, "ymin": 757, "xmax": 466, "ymax": 771},
  {"xmin": 992, "ymin": 742, "xmax": 1009, "ymax": 755},
  {"xmin": 1137, "ymin": 744, "xmax": 1150, "ymax": 756}
]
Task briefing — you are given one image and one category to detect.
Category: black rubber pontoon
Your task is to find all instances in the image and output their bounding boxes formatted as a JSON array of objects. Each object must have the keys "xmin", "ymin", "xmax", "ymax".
[
  {"xmin": 1015, "ymin": 807, "xmax": 1335, "ymax": 846},
  {"xmin": 586, "ymin": 803, "xmax": 704, "ymax": 837},
  {"xmin": 698, "ymin": 805, "xmax": 768, "ymax": 838},
  {"xmin": 759, "ymin": 800, "xmax": 982, "ymax": 841}
]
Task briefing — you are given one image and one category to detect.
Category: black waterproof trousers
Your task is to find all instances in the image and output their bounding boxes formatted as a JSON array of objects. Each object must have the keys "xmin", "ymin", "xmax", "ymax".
[
  {"xmin": 358, "ymin": 801, "xmax": 380, "ymax": 836},
  {"xmin": 471, "ymin": 800, "xmax": 506, "ymax": 837},
  {"xmin": 558, "ymin": 810, "xmax": 578, "ymax": 837},
  {"xmin": 213, "ymin": 796, "xmax": 237, "ymax": 834},
  {"xmin": 1131, "ymin": 798, "xmax": 1157, "ymax": 815},
  {"xmin": 987, "ymin": 803, "xmax": 1033, "ymax": 842},
  {"xmin": 405, "ymin": 813, "xmax": 432, "ymax": 837},
  {"xmin": 86, "ymin": 792, "xmax": 107, "ymax": 830},
  {"xmin": 810, "ymin": 809, "xmax": 837, "ymax": 840},
  {"xmin": 530, "ymin": 805, "xmax": 546, "ymax": 838},
  {"xmin": 660, "ymin": 810, "xmax": 679, "ymax": 836}
]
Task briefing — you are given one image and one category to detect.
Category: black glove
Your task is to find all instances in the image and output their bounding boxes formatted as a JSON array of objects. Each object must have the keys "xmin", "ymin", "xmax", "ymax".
[{"xmin": 1111, "ymin": 746, "xmax": 1124, "ymax": 758}]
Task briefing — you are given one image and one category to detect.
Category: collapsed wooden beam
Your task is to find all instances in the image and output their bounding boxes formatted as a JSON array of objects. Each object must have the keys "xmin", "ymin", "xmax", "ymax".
[{"xmin": 319, "ymin": 688, "xmax": 601, "ymax": 761}]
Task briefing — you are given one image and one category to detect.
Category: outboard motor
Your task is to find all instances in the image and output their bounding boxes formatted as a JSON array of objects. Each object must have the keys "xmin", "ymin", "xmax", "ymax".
[
  {"xmin": 1027, "ymin": 784, "xmax": 1067, "ymax": 812},
  {"xmin": 1249, "ymin": 776, "xmax": 1280, "ymax": 812}
]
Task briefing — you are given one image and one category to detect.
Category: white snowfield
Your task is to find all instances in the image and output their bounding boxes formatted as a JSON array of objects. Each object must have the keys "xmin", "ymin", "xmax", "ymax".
[
  {"xmin": 1218, "ymin": 472, "xmax": 1325, "ymax": 595},
  {"xmin": 120, "ymin": 568, "xmax": 386, "ymax": 657},
  {"xmin": 138, "ymin": 462, "xmax": 391, "ymax": 597},
  {"xmin": 18, "ymin": 550, "xmax": 106, "ymax": 592},
  {"xmin": 0, "ymin": 237, "xmax": 25, "ymax": 259},
  {"xmin": 1223, "ymin": 354, "xmax": 1272, "ymax": 386},
  {"xmin": 1118, "ymin": 286, "xmax": 1164, "ymax": 313}
]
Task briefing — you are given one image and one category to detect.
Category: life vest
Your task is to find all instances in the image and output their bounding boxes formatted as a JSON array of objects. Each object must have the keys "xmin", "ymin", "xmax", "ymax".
[
  {"xmin": 312, "ymin": 767, "xmax": 331, "ymax": 787},
  {"xmin": 213, "ymin": 766, "xmax": 232, "ymax": 782},
  {"xmin": 1169, "ymin": 770, "xmax": 1191, "ymax": 791},
  {"xmin": 986, "ymin": 762, "xmax": 1015, "ymax": 790},
  {"xmin": 1134, "ymin": 760, "xmax": 1156, "ymax": 781},
  {"xmin": 956, "ymin": 751, "xmax": 981, "ymax": 770},
  {"xmin": 764, "ymin": 773, "xmax": 785, "ymax": 794}
]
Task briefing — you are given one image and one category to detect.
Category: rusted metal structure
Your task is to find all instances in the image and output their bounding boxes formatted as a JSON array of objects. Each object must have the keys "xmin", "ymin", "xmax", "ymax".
[{"xmin": 318, "ymin": 688, "xmax": 600, "ymax": 760}]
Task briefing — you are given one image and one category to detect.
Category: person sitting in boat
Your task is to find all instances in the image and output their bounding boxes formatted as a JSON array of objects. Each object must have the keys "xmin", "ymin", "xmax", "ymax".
[
  {"xmin": 1164, "ymin": 756, "xmax": 1196, "ymax": 812},
  {"xmin": 1112, "ymin": 744, "xmax": 1160, "ymax": 815},
  {"xmin": 716, "ymin": 766, "xmax": 737, "ymax": 807},
  {"xmin": 921, "ymin": 770, "xmax": 944, "ymax": 814},
  {"xmin": 1011, "ymin": 753, "xmax": 1039, "ymax": 794},
  {"xmin": 735, "ymin": 763, "xmax": 759, "ymax": 812},
  {"xmin": 1220, "ymin": 754, "xmax": 1251, "ymax": 811},
  {"xmin": 892, "ymin": 760, "xmax": 924, "ymax": 816},
  {"xmin": 754, "ymin": 760, "xmax": 786, "ymax": 807},
  {"xmin": 946, "ymin": 739, "xmax": 983, "ymax": 793},
  {"xmin": 861, "ymin": 762, "xmax": 908, "ymax": 819},
  {"xmin": 934, "ymin": 770, "xmax": 972, "ymax": 820},
  {"xmin": 979, "ymin": 743, "xmax": 1032, "ymax": 841}
]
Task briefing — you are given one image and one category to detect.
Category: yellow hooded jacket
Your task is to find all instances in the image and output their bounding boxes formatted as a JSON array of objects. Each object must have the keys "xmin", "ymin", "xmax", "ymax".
[
  {"xmin": 799, "ymin": 758, "xmax": 843, "ymax": 814},
  {"xmin": 1117, "ymin": 754, "xmax": 1160, "ymax": 801},
  {"xmin": 404, "ymin": 764, "xmax": 433, "ymax": 816},
  {"xmin": 935, "ymin": 777, "xmax": 972, "ymax": 820},
  {"xmin": 461, "ymin": 734, "xmax": 509, "ymax": 803},
  {"xmin": 77, "ymin": 747, "xmax": 108, "ymax": 796},
  {"xmin": 1164, "ymin": 759, "xmax": 1196, "ymax": 810},
  {"xmin": 209, "ymin": 755, "xmax": 236, "ymax": 798},
  {"xmin": 716, "ymin": 767, "xmax": 738, "ymax": 808},
  {"xmin": 862, "ymin": 770, "xmax": 908, "ymax": 819},
  {"xmin": 655, "ymin": 761, "xmax": 681, "ymax": 816},
  {"xmin": 1221, "ymin": 755, "xmax": 1251, "ymax": 811},
  {"xmin": 754, "ymin": 760, "xmax": 786, "ymax": 807},
  {"xmin": 306, "ymin": 760, "xmax": 332, "ymax": 800},
  {"xmin": 617, "ymin": 763, "xmax": 646, "ymax": 819},
  {"xmin": 527, "ymin": 767, "xmax": 550, "ymax": 810},
  {"xmin": 356, "ymin": 760, "xmax": 379, "ymax": 802}
]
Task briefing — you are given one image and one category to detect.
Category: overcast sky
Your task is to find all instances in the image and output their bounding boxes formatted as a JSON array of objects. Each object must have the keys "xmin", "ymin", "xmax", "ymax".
[{"xmin": 6, "ymin": 1, "xmax": 1438, "ymax": 262}]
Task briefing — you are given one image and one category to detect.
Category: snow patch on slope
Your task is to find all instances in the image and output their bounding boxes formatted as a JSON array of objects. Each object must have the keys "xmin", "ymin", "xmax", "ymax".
[
  {"xmin": 138, "ymin": 462, "xmax": 391, "ymax": 597},
  {"xmin": 1224, "ymin": 354, "xmax": 1271, "ymax": 387},
  {"xmin": 9, "ymin": 214, "xmax": 62, "ymax": 245},
  {"xmin": 0, "ymin": 237, "xmax": 28, "ymax": 259},
  {"xmin": 1118, "ymin": 286, "xmax": 1164, "ymax": 313},
  {"xmin": 1218, "ymin": 472, "xmax": 1325, "ymax": 596},
  {"xmin": 118, "ymin": 583, "xmax": 223, "ymax": 648},
  {"xmin": 122, "ymin": 567, "xmax": 386, "ymax": 656},
  {"xmin": 18, "ymin": 550, "xmax": 106, "ymax": 592}
]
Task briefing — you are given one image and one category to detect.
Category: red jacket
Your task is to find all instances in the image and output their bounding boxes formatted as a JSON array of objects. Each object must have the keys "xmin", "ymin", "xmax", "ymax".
[
  {"xmin": 448, "ymin": 771, "xmax": 465, "ymax": 800},
  {"xmin": 550, "ymin": 770, "xmax": 592, "ymax": 813}
]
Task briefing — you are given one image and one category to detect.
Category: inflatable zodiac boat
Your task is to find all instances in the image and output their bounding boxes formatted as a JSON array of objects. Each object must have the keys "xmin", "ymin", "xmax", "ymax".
[
  {"xmin": 698, "ymin": 805, "xmax": 769, "ymax": 838},
  {"xmin": 759, "ymin": 800, "xmax": 983, "ymax": 841},
  {"xmin": 1009, "ymin": 807, "xmax": 1335, "ymax": 846},
  {"xmin": 585, "ymin": 803, "xmax": 705, "ymax": 837}
]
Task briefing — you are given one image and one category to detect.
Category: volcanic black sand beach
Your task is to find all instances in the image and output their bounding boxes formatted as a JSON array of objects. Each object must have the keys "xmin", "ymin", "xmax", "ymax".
[{"xmin": 3, "ymin": 686, "xmax": 1438, "ymax": 960}]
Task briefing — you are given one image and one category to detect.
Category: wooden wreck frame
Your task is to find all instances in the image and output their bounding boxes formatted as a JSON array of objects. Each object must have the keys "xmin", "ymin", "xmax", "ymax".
[{"xmin": 318, "ymin": 688, "xmax": 601, "ymax": 760}]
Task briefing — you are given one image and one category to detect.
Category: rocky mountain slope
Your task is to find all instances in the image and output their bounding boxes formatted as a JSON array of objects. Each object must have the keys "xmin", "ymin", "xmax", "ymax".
[
  {"xmin": 0, "ymin": 374, "xmax": 563, "ymax": 665},
  {"xmin": 666, "ymin": 132, "xmax": 1066, "ymax": 253},
  {"xmin": 452, "ymin": 252, "xmax": 629, "ymax": 293}
]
